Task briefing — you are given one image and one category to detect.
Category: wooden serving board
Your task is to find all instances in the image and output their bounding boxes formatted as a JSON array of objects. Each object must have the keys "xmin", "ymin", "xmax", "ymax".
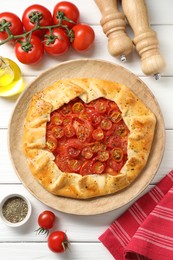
[{"xmin": 8, "ymin": 59, "xmax": 165, "ymax": 215}]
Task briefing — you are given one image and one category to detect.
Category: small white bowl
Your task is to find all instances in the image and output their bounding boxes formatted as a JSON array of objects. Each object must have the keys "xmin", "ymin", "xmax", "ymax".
[{"xmin": 0, "ymin": 193, "xmax": 32, "ymax": 227}]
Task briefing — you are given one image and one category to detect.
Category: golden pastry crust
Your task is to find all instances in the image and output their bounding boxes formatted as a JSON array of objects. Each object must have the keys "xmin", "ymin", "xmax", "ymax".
[{"xmin": 23, "ymin": 78, "xmax": 156, "ymax": 199}]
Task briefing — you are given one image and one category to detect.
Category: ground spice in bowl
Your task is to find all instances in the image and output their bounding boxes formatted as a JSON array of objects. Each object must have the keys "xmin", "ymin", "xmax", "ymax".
[
  {"xmin": 0, "ymin": 194, "xmax": 32, "ymax": 227},
  {"xmin": 2, "ymin": 196, "xmax": 28, "ymax": 223}
]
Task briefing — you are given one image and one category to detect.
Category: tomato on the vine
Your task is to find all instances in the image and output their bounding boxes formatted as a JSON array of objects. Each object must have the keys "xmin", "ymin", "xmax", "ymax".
[
  {"xmin": 43, "ymin": 28, "xmax": 70, "ymax": 56},
  {"xmin": 72, "ymin": 23, "xmax": 95, "ymax": 51},
  {"xmin": 22, "ymin": 4, "xmax": 53, "ymax": 38},
  {"xmin": 48, "ymin": 231, "xmax": 69, "ymax": 253},
  {"xmin": 53, "ymin": 1, "xmax": 80, "ymax": 29},
  {"xmin": 14, "ymin": 35, "xmax": 44, "ymax": 64},
  {"xmin": 0, "ymin": 12, "xmax": 23, "ymax": 41},
  {"xmin": 36, "ymin": 210, "xmax": 56, "ymax": 236}
]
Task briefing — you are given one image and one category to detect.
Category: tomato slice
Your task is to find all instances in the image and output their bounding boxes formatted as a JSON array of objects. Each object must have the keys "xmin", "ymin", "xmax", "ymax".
[
  {"xmin": 100, "ymin": 118, "xmax": 112, "ymax": 130},
  {"xmin": 51, "ymin": 126, "xmax": 64, "ymax": 139},
  {"xmin": 64, "ymin": 125, "xmax": 75, "ymax": 137},
  {"xmin": 72, "ymin": 102, "xmax": 84, "ymax": 113},
  {"xmin": 80, "ymin": 160, "xmax": 93, "ymax": 175},
  {"xmin": 110, "ymin": 111, "xmax": 122, "ymax": 123},
  {"xmin": 68, "ymin": 147, "xmax": 81, "ymax": 158},
  {"xmin": 59, "ymin": 103, "xmax": 71, "ymax": 115},
  {"xmin": 89, "ymin": 142, "xmax": 106, "ymax": 153},
  {"xmin": 73, "ymin": 120, "xmax": 91, "ymax": 142},
  {"xmin": 92, "ymin": 161, "xmax": 105, "ymax": 174},
  {"xmin": 46, "ymin": 135, "xmax": 58, "ymax": 152},
  {"xmin": 111, "ymin": 148, "xmax": 123, "ymax": 162},
  {"xmin": 81, "ymin": 147, "xmax": 94, "ymax": 159},
  {"xmin": 92, "ymin": 128, "xmax": 104, "ymax": 141},
  {"xmin": 68, "ymin": 159, "xmax": 81, "ymax": 173},
  {"xmin": 94, "ymin": 98, "xmax": 108, "ymax": 113},
  {"xmin": 116, "ymin": 125, "xmax": 129, "ymax": 137},
  {"xmin": 97, "ymin": 150, "xmax": 110, "ymax": 162},
  {"xmin": 51, "ymin": 113, "xmax": 63, "ymax": 125},
  {"xmin": 106, "ymin": 135, "xmax": 121, "ymax": 149}
]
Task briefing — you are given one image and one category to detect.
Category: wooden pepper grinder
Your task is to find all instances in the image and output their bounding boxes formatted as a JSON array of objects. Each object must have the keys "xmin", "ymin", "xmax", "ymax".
[
  {"xmin": 122, "ymin": 0, "xmax": 165, "ymax": 79},
  {"xmin": 95, "ymin": 0, "xmax": 133, "ymax": 62}
]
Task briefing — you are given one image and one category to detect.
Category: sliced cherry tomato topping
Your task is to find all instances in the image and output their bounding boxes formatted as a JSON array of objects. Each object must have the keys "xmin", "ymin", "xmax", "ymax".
[
  {"xmin": 110, "ymin": 111, "xmax": 122, "ymax": 123},
  {"xmin": 97, "ymin": 150, "xmax": 110, "ymax": 162},
  {"xmin": 80, "ymin": 160, "xmax": 93, "ymax": 175},
  {"xmin": 106, "ymin": 135, "xmax": 121, "ymax": 149},
  {"xmin": 92, "ymin": 128, "xmax": 104, "ymax": 141},
  {"xmin": 72, "ymin": 102, "xmax": 84, "ymax": 113},
  {"xmin": 91, "ymin": 114, "xmax": 102, "ymax": 126},
  {"xmin": 100, "ymin": 118, "xmax": 113, "ymax": 130},
  {"xmin": 51, "ymin": 113, "xmax": 63, "ymax": 125},
  {"xmin": 81, "ymin": 147, "xmax": 94, "ymax": 159},
  {"xmin": 89, "ymin": 142, "xmax": 106, "ymax": 153},
  {"xmin": 73, "ymin": 120, "xmax": 90, "ymax": 142},
  {"xmin": 64, "ymin": 125, "xmax": 75, "ymax": 137},
  {"xmin": 68, "ymin": 159, "xmax": 81, "ymax": 172},
  {"xmin": 94, "ymin": 98, "xmax": 108, "ymax": 113},
  {"xmin": 52, "ymin": 126, "xmax": 64, "ymax": 139},
  {"xmin": 92, "ymin": 161, "xmax": 105, "ymax": 174},
  {"xmin": 111, "ymin": 148, "xmax": 123, "ymax": 162},
  {"xmin": 68, "ymin": 147, "xmax": 81, "ymax": 158},
  {"xmin": 55, "ymin": 157, "xmax": 70, "ymax": 172},
  {"xmin": 60, "ymin": 104, "xmax": 71, "ymax": 114},
  {"xmin": 46, "ymin": 136, "xmax": 57, "ymax": 152},
  {"xmin": 116, "ymin": 125, "xmax": 129, "ymax": 137}
]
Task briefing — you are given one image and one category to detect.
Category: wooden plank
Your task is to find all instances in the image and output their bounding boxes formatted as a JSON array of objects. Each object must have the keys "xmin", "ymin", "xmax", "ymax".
[
  {"xmin": 0, "ymin": 184, "xmax": 152, "ymax": 242},
  {"xmin": 0, "ymin": 0, "xmax": 173, "ymax": 25},
  {"xmin": 0, "ymin": 242, "xmax": 114, "ymax": 260},
  {"xmin": 0, "ymin": 25, "xmax": 171, "ymax": 77}
]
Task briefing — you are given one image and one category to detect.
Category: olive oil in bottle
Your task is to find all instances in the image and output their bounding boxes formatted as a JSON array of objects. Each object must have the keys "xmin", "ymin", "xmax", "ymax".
[{"xmin": 0, "ymin": 57, "xmax": 24, "ymax": 97}]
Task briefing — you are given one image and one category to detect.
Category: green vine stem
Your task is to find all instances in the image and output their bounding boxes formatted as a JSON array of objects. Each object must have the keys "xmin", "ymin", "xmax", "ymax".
[{"xmin": 0, "ymin": 11, "xmax": 75, "ymax": 47}]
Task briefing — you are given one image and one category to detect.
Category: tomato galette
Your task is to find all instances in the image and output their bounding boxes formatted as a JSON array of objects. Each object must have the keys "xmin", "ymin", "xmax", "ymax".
[{"xmin": 23, "ymin": 78, "xmax": 156, "ymax": 199}]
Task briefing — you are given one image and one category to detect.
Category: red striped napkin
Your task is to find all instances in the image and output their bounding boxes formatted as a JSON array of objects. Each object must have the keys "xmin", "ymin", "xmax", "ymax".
[{"xmin": 99, "ymin": 170, "xmax": 173, "ymax": 260}]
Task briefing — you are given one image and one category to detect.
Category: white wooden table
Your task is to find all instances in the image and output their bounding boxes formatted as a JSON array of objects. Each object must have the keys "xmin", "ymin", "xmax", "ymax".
[{"xmin": 0, "ymin": 1, "xmax": 173, "ymax": 259}]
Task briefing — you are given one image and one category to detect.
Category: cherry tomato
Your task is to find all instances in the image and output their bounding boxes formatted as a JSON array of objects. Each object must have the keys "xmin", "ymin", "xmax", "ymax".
[
  {"xmin": 44, "ymin": 28, "xmax": 70, "ymax": 56},
  {"xmin": 97, "ymin": 150, "xmax": 110, "ymax": 162},
  {"xmin": 64, "ymin": 125, "xmax": 75, "ymax": 138},
  {"xmin": 81, "ymin": 147, "xmax": 94, "ymax": 159},
  {"xmin": 110, "ymin": 111, "xmax": 122, "ymax": 123},
  {"xmin": 68, "ymin": 147, "xmax": 81, "ymax": 158},
  {"xmin": 68, "ymin": 159, "xmax": 81, "ymax": 172},
  {"xmin": 14, "ymin": 35, "xmax": 44, "ymax": 64},
  {"xmin": 72, "ymin": 23, "xmax": 95, "ymax": 51},
  {"xmin": 111, "ymin": 148, "xmax": 123, "ymax": 162},
  {"xmin": 0, "ymin": 12, "xmax": 23, "ymax": 41},
  {"xmin": 92, "ymin": 128, "xmax": 104, "ymax": 141},
  {"xmin": 51, "ymin": 113, "xmax": 63, "ymax": 125},
  {"xmin": 46, "ymin": 135, "xmax": 58, "ymax": 152},
  {"xmin": 52, "ymin": 126, "xmax": 64, "ymax": 139},
  {"xmin": 53, "ymin": 1, "xmax": 80, "ymax": 29},
  {"xmin": 92, "ymin": 161, "xmax": 105, "ymax": 174},
  {"xmin": 80, "ymin": 160, "xmax": 94, "ymax": 175},
  {"xmin": 48, "ymin": 231, "xmax": 69, "ymax": 253},
  {"xmin": 72, "ymin": 102, "xmax": 84, "ymax": 113},
  {"xmin": 100, "ymin": 118, "xmax": 113, "ymax": 130},
  {"xmin": 36, "ymin": 210, "xmax": 56, "ymax": 236},
  {"xmin": 22, "ymin": 4, "xmax": 53, "ymax": 38}
]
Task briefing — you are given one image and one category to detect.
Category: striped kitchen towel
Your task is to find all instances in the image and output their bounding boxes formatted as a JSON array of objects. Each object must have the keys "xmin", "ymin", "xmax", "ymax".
[{"xmin": 99, "ymin": 170, "xmax": 173, "ymax": 260}]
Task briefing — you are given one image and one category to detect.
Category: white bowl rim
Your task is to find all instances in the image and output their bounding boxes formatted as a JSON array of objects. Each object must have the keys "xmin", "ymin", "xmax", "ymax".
[{"xmin": 0, "ymin": 193, "xmax": 32, "ymax": 227}]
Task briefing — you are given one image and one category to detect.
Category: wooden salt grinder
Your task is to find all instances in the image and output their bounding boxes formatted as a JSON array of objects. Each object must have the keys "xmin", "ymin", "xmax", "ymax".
[
  {"xmin": 95, "ymin": 0, "xmax": 133, "ymax": 62},
  {"xmin": 122, "ymin": 0, "xmax": 165, "ymax": 79}
]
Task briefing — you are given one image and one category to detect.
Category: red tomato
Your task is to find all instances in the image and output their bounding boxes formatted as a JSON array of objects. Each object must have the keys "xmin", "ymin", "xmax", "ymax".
[
  {"xmin": 14, "ymin": 35, "xmax": 44, "ymax": 64},
  {"xmin": 36, "ymin": 210, "xmax": 56, "ymax": 236},
  {"xmin": 46, "ymin": 135, "xmax": 58, "ymax": 152},
  {"xmin": 48, "ymin": 231, "xmax": 69, "ymax": 253},
  {"xmin": 22, "ymin": 4, "xmax": 53, "ymax": 38},
  {"xmin": 72, "ymin": 23, "xmax": 95, "ymax": 51},
  {"xmin": 53, "ymin": 1, "xmax": 80, "ymax": 29},
  {"xmin": 92, "ymin": 161, "xmax": 105, "ymax": 174},
  {"xmin": 111, "ymin": 148, "xmax": 123, "ymax": 162},
  {"xmin": 44, "ymin": 28, "xmax": 70, "ymax": 56},
  {"xmin": 92, "ymin": 128, "xmax": 104, "ymax": 141},
  {"xmin": 0, "ymin": 12, "xmax": 23, "ymax": 41}
]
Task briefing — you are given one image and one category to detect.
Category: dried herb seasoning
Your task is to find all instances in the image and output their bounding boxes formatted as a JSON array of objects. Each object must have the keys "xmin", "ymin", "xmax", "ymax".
[{"xmin": 2, "ymin": 196, "xmax": 28, "ymax": 223}]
